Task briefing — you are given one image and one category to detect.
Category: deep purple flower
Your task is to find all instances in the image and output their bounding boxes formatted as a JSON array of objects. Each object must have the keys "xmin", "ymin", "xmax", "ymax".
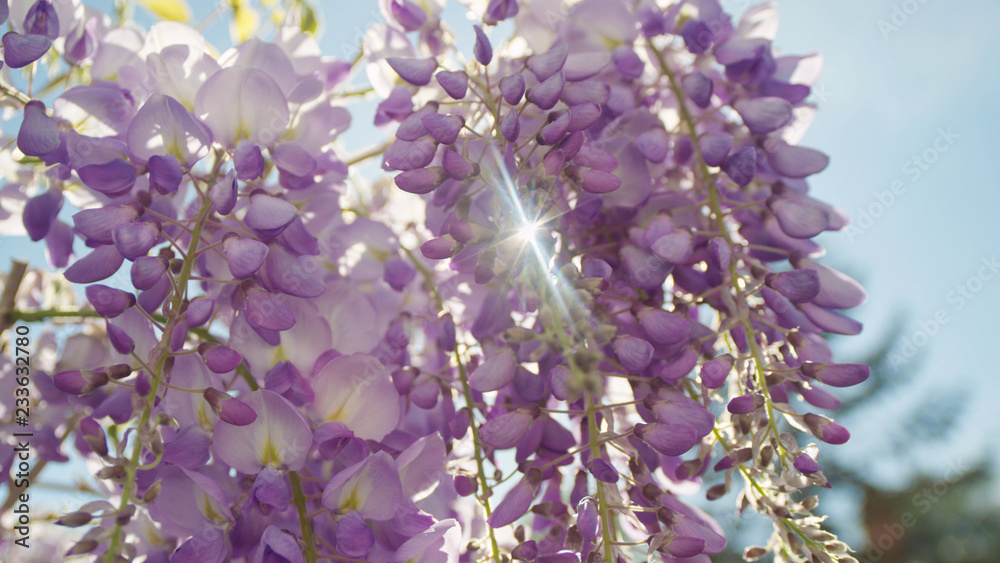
[
  {"xmin": 24, "ymin": 0, "xmax": 59, "ymax": 39},
  {"xmin": 209, "ymin": 171, "xmax": 238, "ymax": 215},
  {"xmin": 722, "ymin": 146, "xmax": 757, "ymax": 187},
  {"xmin": 614, "ymin": 336, "xmax": 654, "ymax": 373},
  {"xmin": 18, "ymin": 100, "xmax": 60, "ymax": 157},
  {"xmin": 251, "ymin": 526, "xmax": 304, "ymax": 563},
  {"xmin": 480, "ymin": 411, "xmax": 534, "ymax": 449},
  {"xmin": 78, "ymin": 158, "xmax": 137, "ymax": 196},
  {"xmin": 435, "ymin": 70, "xmax": 468, "ymax": 99},
  {"xmin": 244, "ymin": 192, "xmax": 296, "ymax": 238},
  {"xmin": 2, "ymin": 31, "xmax": 52, "ymax": 68},
  {"xmin": 484, "ymin": 0, "xmax": 519, "ymax": 25},
  {"xmin": 112, "ymin": 221, "xmax": 160, "ymax": 260},
  {"xmin": 247, "ymin": 467, "xmax": 291, "ymax": 515},
  {"xmin": 390, "ymin": 0, "xmax": 426, "ymax": 30},
  {"xmin": 469, "ymin": 347, "xmax": 516, "ymax": 392},
  {"xmin": 803, "ymin": 413, "xmax": 851, "ymax": 445},
  {"xmin": 794, "ymin": 454, "xmax": 823, "ymax": 475},
  {"xmin": 387, "ymin": 56, "xmax": 437, "ymax": 86},
  {"xmin": 500, "ymin": 73, "xmax": 525, "ymax": 105},
  {"xmin": 801, "ymin": 362, "xmax": 870, "ymax": 388},
  {"xmin": 64, "ymin": 245, "xmax": 125, "ymax": 284},
  {"xmin": 234, "ymin": 140, "xmax": 265, "ymax": 180},
  {"xmin": 53, "ymin": 370, "xmax": 108, "ymax": 395},
  {"xmin": 336, "ymin": 511, "xmax": 375, "ymax": 557},
  {"xmin": 681, "ymin": 19, "xmax": 714, "ymax": 55},
  {"xmin": 85, "ymin": 285, "xmax": 135, "ymax": 318},
  {"xmin": 22, "ymin": 188, "xmax": 62, "ymax": 241},
  {"xmin": 473, "ymin": 25, "xmax": 492, "ymax": 66}
]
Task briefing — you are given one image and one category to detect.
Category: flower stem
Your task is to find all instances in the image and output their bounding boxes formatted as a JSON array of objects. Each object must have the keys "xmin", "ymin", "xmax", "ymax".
[
  {"xmin": 653, "ymin": 45, "xmax": 788, "ymax": 462},
  {"xmin": 401, "ymin": 246, "xmax": 501, "ymax": 563},
  {"xmin": 0, "ymin": 260, "xmax": 28, "ymax": 335},
  {"xmin": 454, "ymin": 350, "xmax": 502, "ymax": 563},
  {"xmin": 586, "ymin": 392, "xmax": 617, "ymax": 563},
  {"xmin": 289, "ymin": 471, "xmax": 318, "ymax": 563},
  {"xmin": 104, "ymin": 197, "xmax": 213, "ymax": 562}
]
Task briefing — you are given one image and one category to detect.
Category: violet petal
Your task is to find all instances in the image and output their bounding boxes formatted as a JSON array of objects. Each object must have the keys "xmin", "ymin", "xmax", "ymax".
[
  {"xmin": 78, "ymin": 158, "xmax": 137, "ymax": 196},
  {"xmin": 18, "ymin": 100, "xmax": 60, "ymax": 157},
  {"xmin": 526, "ymin": 71, "xmax": 564, "ymax": 110},
  {"xmin": 22, "ymin": 188, "xmax": 62, "ymax": 241},
  {"xmin": 112, "ymin": 221, "xmax": 160, "ymax": 260},
  {"xmin": 468, "ymin": 347, "xmax": 516, "ymax": 392},
  {"xmin": 421, "ymin": 113, "xmax": 464, "ymax": 145},
  {"xmin": 223, "ymin": 236, "xmax": 268, "ymax": 279},
  {"xmin": 473, "ymin": 25, "xmax": 493, "ymax": 66},
  {"xmin": 435, "ymin": 70, "xmax": 468, "ymax": 99},
  {"xmin": 386, "ymin": 56, "xmax": 436, "ymax": 86},
  {"xmin": 85, "ymin": 284, "xmax": 135, "ymax": 318},
  {"xmin": 64, "ymin": 245, "xmax": 125, "ymax": 284},
  {"xmin": 528, "ymin": 42, "xmax": 568, "ymax": 81},
  {"xmin": 722, "ymin": 146, "xmax": 756, "ymax": 187},
  {"xmin": 734, "ymin": 96, "xmax": 793, "ymax": 134},
  {"xmin": 499, "ymin": 73, "xmax": 525, "ymax": 105},
  {"xmin": 2, "ymin": 31, "xmax": 51, "ymax": 69}
]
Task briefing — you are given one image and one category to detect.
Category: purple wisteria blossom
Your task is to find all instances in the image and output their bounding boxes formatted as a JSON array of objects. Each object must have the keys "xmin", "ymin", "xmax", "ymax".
[{"xmin": 0, "ymin": 1, "xmax": 867, "ymax": 562}]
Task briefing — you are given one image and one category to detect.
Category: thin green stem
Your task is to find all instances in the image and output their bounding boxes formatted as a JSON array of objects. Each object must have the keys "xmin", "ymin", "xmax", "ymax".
[
  {"xmin": 0, "ymin": 83, "xmax": 32, "ymax": 105},
  {"xmin": 401, "ymin": 246, "xmax": 501, "ymax": 563},
  {"xmin": 586, "ymin": 393, "xmax": 617, "ymax": 563},
  {"xmin": 104, "ymin": 197, "xmax": 213, "ymax": 562},
  {"xmin": 9, "ymin": 309, "xmax": 102, "ymax": 321},
  {"xmin": 345, "ymin": 141, "xmax": 391, "ymax": 167},
  {"xmin": 289, "ymin": 471, "xmax": 318, "ymax": 563},
  {"xmin": 653, "ymin": 45, "xmax": 788, "ymax": 463},
  {"xmin": 454, "ymin": 350, "xmax": 502, "ymax": 563}
]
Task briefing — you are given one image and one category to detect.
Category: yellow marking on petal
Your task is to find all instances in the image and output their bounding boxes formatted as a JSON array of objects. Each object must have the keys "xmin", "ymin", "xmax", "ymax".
[
  {"xmin": 273, "ymin": 345, "xmax": 288, "ymax": 364},
  {"xmin": 324, "ymin": 404, "xmax": 346, "ymax": 424},
  {"xmin": 197, "ymin": 404, "xmax": 213, "ymax": 430},
  {"xmin": 340, "ymin": 486, "xmax": 360, "ymax": 513},
  {"xmin": 167, "ymin": 141, "xmax": 183, "ymax": 164},
  {"xmin": 201, "ymin": 495, "xmax": 220, "ymax": 522},
  {"xmin": 260, "ymin": 438, "xmax": 281, "ymax": 467}
]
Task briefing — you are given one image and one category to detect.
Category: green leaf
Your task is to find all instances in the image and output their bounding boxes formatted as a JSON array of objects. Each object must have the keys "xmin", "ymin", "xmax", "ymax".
[{"xmin": 140, "ymin": 0, "xmax": 192, "ymax": 22}]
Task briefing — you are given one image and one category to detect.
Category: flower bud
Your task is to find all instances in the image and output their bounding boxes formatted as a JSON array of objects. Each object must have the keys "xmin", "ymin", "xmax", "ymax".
[
  {"xmin": 203, "ymin": 388, "xmax": 257, "ymax": 426},
  {"xmin": 56, "ymin": 511, "xmax": 93, "ymax": 528},
  {"xmin": 53, "ymin": 370, "xmax": 108, "ymax": 395}
]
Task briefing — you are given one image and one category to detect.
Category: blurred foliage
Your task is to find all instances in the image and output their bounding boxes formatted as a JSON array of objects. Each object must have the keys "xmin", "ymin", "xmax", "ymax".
[{"xmin": 139, "ymin": 0, "xmax": 191, "ymax": 22}]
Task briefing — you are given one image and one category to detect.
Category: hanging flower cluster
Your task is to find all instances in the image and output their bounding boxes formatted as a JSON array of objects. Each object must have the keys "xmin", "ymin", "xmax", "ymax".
[{"xmin": 1, "ymin": 0, "xmax": 867, "ymax": 562}]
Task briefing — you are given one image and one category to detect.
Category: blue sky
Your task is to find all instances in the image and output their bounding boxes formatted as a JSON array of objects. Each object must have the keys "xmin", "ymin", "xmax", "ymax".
[
  {"xmin": 766, "ymin": 0, "xmax": 1000, "ymax": 485},
  {"xmin": 3, "ymin": 0, "xmax": 998, "ymax": 547}
]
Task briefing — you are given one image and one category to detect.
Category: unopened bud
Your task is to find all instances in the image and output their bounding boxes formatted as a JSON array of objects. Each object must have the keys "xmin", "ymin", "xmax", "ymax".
[
  {"xmin": 67, "ymin": 540, "xmax": 98, "ymax": 556},
  {"xmin": 104, "ymin": 363, "xmax": 133, "ymax": 380},
  {"xmin": 142, "ymin": 480, "xmax": 162, "ymax": 503},
  {"xmin": 505, "ymin": 327, "xmax": 537, "ymax": 343},
  {"xmin": 115, "ymin": 504, "xmax": 136, "ymax": 526},
  {"xmin": 706, "ymin": 482, "xmax": 729, "ymax": 500},
  {"xmin": 96, "ymin": 465, "xmax": 127, "ymax": 482},
  {"xmin": 56, "ymin": 511, "xmax": 93, "ymax": 527},
  {"xmin": 759, "ymin": 444, "xmax": 773, "ymax": 468}
]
